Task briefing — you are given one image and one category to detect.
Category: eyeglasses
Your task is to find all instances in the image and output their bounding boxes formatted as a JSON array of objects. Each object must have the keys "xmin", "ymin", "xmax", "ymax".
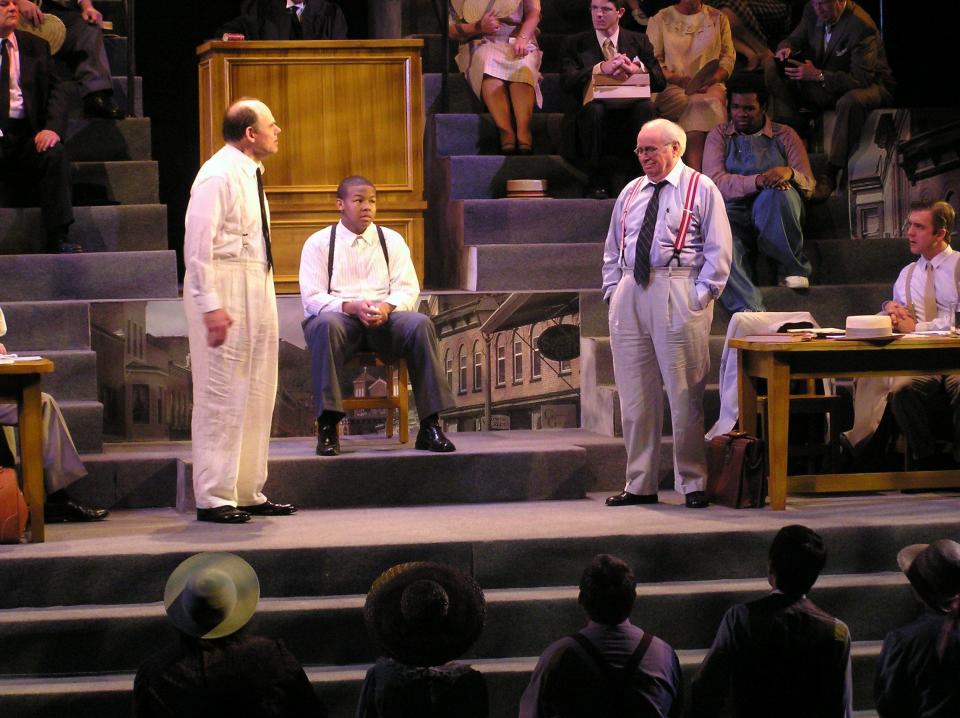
[{"xmin": 634, "ymin": 142, "xmax": 674, "ymax": 157}]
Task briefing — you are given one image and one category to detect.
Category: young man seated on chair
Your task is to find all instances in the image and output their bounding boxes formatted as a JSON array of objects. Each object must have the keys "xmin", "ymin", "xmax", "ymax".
[{"xmin": 298, "ymin": 175, "xmax": 456, "ymax": 456}]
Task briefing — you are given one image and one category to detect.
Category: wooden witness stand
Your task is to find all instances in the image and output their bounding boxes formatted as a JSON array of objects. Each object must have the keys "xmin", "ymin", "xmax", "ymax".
[
  {"xmin": 732, "ymin": 336, "xmax": 960, "ymax": 510},
  {"xmin": 196, "ymin": 40, "xmax": 426, "ymax": 294},
  {"xmin": 0, "ymin": 359, "xmax": 54, "ymax": 542}
]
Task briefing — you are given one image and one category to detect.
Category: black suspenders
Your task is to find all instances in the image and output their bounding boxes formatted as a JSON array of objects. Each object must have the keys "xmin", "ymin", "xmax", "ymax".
[{"xmin": 326, "ymin": 223, "xmax": 390, "ymax": 292}]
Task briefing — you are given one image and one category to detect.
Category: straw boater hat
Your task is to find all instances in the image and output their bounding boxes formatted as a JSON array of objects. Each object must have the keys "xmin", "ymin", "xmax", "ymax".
[
  {"xmin": 17, "ymin": 13, "xmax": 67, "ymax": 55},
  {"xmin": 164, "ymin": 552, "xmax": 260, "ymax": 639},
  {"xmin": 897, "ymin": 540, "xmax": 960, "ymax": 612},
  {"xmin": 364, "ymin": 562, "xmax": 486, "ymax": 667}
]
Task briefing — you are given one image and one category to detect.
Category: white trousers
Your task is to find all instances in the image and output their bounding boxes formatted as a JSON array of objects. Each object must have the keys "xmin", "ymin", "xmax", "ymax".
[
  {"xmin": 609, "ymin": 268, "xmax": 713, "ymax": 496},
  {"xmin": 184, "ymin": 259, "xmax": 278, "ymax": 509},
  {"xmin": 1, "ymin": 392, "xmax": 87, "ymax": 493}
]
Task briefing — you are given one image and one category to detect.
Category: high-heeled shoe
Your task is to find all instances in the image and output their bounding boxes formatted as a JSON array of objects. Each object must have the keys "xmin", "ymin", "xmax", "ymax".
[
  {"xmin": 498, "ymin": 128, "xmax": 517, "ymax": 155},
  {"xmin": 517, "ymin": 143, "xmax": 533, "ymax": 155}
]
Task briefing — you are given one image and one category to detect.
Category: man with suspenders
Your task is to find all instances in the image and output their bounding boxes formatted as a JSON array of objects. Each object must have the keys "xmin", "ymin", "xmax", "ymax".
[
  {"xmin": 299, "ymin": 176, "xmax": 455, "ymax": 456},
  {"xmin": 844, "ymin": 200, "xmax": 960, "ymax": 468},
  {"xmin": 602, "ymin": 118, "xmax": 732, "ymax": 509}
]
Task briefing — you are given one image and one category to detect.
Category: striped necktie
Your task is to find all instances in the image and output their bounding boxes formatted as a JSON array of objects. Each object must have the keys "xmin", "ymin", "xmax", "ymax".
[{"xmin": 633, "ymin": 181, "xmax": 667, "ymax": 288}]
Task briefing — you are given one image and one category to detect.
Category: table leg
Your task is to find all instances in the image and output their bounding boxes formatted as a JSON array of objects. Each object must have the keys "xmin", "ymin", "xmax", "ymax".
[
  {"xmin": 19, "ymin": 378, "xmax": 45, "ymax": 543},
  {"xmin": 766, "ymin": 360, "xmax": 791, "ymax": 511}
]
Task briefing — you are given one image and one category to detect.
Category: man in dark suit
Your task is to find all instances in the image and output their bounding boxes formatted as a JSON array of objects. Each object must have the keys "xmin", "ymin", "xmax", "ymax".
[
  {"xmin": 690, "ymin": 525, "xmax": 853, "ymax": 718},
  {"xmin": 560, "ymin": 0, "xmax": 665, "ymax": 199},
  {"xmin": 765, "ymin": 0, "xmax": 894, "ymax": 203},
  {"xmin": 216, "ymin": 0, "xmax": 347, "ymax": 41},
  {"xmin": 0, "ymin": 0, "xmax": 78, "ymax": 253}
]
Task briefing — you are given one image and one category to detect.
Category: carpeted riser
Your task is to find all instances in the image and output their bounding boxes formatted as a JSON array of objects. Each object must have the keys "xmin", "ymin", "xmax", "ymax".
[
  {"xmin": 70, "ymin": 456, "xmax": 180, "ymax": 509},
  {"xmin": 435, "ymin": 113, "xmax": 566, "ymax": 157},
  {"xmin": 34, "ymin": 350, "xmax": 98, "ymax": 400},
  {"xmin": 0, "ymin": 251, "xmax": 178, "ymax": 301},
  {"xmin": 445, "ymin": 155, "xmax": 585, "ymax": 200},
  {"xmin": 64, "ymin": 118, "xmax": 152, "ymax": 162},
  {"xmin": 58, "ymin": 401, "xmax": 103, "ymax": 453},
  {"xmin": 71, "ymin": 161, "xmax": 160, "ymax": 206},
  {"xmin": 455, "ymin": 198, "xmax": 613, "ymax": 245},
  {"xmin": 176, "ymin": 446, "xmax": 589, "ymax": 512},
  {"xmin": 0, "ymin": 205, "xmax": 168, "ymax": 254},
  {"xmin": 467, "ymin": 243, "xmax": 602, "ymax": 291},
  {"xmin": 63, "ymin": 77, "xmax": 142, "ymax": 118},
  {"xmin": 0, "ymin": 579, "xmax": 916, "ymax": 676},
  {"xmin": 0, "ymin": 302, "xmax": 91, "ymax": 351}
]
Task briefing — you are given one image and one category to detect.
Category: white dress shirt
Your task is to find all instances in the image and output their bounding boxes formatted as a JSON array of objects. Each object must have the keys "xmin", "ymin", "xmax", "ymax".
[
  {"xmin": 602, "ymin": 159, "xmax": 732, "ymax": 307},
  {"xmin": 2, "ymin": 33, "xmax": 25, "ymax": 119},
  {"xmin": 286, "ymin": 0, "xmax": 305, "ymax": 17},
  {"xmin": 299, "ymin": 221, "xmax": 420, "ymax": 317},
  {"xmin": 592, "ymin": 27, "xmax": 621, "ymax": 73},
  {"xmin": 183, "ymin": 144, "xmax": 269, "ymax": 314},
  {"xmin": 890, "ymin": 246, "xmax": 960, "ymax": 331}
]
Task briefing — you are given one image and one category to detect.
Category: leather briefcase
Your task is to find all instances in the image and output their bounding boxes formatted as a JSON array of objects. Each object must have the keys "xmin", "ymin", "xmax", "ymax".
[
  {"xmin": 706, "ymin": 432, "xmax": 766, "ymax": 508},
  {"xmin": 1, "ymin": 466, "xmax": 28, "ymax": 543}
]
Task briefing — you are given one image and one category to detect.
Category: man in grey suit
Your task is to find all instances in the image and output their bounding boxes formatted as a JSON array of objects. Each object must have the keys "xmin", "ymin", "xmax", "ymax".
[{"xmin": 764, "ymin": 0, "xmax": 894, "ymax": 203}]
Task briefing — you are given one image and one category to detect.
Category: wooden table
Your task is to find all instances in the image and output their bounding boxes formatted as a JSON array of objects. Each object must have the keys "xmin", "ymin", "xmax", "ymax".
[
  {"xmin": 0, "ymin": 359, "xmax": 54, "ymax": 542},
  {"xmin": 730, "ymin": 336, "xmax": 960, "ymax": 510}
]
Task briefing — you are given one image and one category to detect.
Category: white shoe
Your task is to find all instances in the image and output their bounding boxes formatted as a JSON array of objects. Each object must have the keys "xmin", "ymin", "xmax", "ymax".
[{"xmin": 780, "ymin": 275, "xmax": 809, "ymax": 289}]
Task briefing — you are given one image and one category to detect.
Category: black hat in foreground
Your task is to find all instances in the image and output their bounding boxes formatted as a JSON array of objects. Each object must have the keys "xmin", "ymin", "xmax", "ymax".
[{"xmin": 364, "ymin": 562, "xmax": 485, "ymax": 667}]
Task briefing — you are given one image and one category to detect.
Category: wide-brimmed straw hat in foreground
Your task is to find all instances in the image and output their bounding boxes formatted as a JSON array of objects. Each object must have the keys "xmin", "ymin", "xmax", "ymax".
[
  {"xmin": 897, "ymin": 540, "xmax": 960, "ymax": 612},
  {"xmin": 164, "ymin": 552, "xmax": 260, "ymax": 639}
]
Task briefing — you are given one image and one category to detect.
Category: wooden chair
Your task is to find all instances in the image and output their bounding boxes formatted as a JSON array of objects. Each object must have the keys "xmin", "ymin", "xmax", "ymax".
[{"xmin": 341, "ymin": 353, "xmax": 410, "ymax": 444}]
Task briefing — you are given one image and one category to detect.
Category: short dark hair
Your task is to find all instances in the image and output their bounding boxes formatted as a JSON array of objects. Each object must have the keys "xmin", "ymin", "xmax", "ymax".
[
  {"xmin": 910, "ymin": 199, "xmax": 956, "ymax": 240},
  {"xmin": 222, "ymin": 100, "xmax": 259, "ymax": 143},
  {"xmin": 578, "ymin": 554, "xmax": 636, "ymax": 625},
  {"xmin": 590, "ymin": 0, "xmax": 627, "ymax": 9},
  {"xmin": 336, "ymin": 175, "xmax": 376, "ymax": 199},
  {"xmin": 726, "ymin": 76, "xmax": 769, "ymax": 109},
  {"xmin": 769, "ymin": 525, "xmax": 827, "ymax": 596}
]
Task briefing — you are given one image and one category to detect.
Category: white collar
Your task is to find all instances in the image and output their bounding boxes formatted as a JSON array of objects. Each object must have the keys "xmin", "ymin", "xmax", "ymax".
[{"xmin": 595, "ymin": 27, "xmax": 620, "ymax": 51}]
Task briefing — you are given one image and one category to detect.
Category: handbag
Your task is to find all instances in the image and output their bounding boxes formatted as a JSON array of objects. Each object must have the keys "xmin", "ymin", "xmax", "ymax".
[
  {"xmin": 706, "ymin": 431, "xmax": 766, "ymax": 508},
  {"xmin": 1, "ymin": 466, "xmax": 28, "ymax": 543}
]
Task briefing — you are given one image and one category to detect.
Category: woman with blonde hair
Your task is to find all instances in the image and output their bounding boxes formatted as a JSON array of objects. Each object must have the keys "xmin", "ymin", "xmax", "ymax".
[{"xmin": 448, "ymin": 0, "xmax": 542, "ymax": 154}]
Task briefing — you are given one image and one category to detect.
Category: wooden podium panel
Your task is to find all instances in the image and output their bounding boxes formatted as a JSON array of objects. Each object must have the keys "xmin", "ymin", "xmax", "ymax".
[{"xmin": 197, "ymin": 40, "xmax": 425, "ymax": 293}]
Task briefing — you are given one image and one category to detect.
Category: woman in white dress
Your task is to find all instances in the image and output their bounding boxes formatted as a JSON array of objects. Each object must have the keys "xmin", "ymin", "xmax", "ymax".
[
  {"xmin": 448, "ymin": 0, "xmax": 543, "ymax": 154},
  {"xmin": 646, "ymin": 0, "xmax": 734, "ymax": 170}
]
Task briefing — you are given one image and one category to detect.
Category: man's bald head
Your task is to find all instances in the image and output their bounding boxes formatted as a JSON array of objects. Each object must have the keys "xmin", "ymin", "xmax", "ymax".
[
  {"xmin": 222, "ymin": 99, "xmax": 267, "ymax": 143},
  {"xmin": 221, "ymin": 99, "xmax": 280, "ymax": 160}
]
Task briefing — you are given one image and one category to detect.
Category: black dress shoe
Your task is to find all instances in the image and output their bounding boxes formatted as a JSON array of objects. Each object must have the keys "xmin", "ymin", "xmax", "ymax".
[
  {"xmin": 44, "ymin": 498, "xmax": 109, "ymax": 523},
  {"xmin": 196, "ymin": 506, "xmax": 251, "ymax": 523},
  {"xmin": 605, "ymin": 491, "xmax": 658, "ymax": 506},
  {"xmin": 57, "ymin": 241, "xmax": 84, "ymax": 254},
  {"xmin": 684, "ymin": 490, "xmax": 709, "ymax": 509},
  {"xmin": 415, "ymin": 422, "xmax": 456, "ymax": 452},
  {"xmin": 238, "ymin": 500, "xmax": 298, "ymax": 516},
  {"xmin": 316, "ymin": 422, "xmax": 340, "ymax": 456},
  {"xmin": 83, "ymin": 92, "xmax": 125, "ymax": 120}
]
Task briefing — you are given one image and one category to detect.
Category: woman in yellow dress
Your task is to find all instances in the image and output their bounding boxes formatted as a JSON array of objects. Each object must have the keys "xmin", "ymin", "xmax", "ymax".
[{"xmin": 448, "ymin": 0, "xmax": 543, "ymax": 154}]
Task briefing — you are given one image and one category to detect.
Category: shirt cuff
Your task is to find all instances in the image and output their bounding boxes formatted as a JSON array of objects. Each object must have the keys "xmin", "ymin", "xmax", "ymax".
[
  {"xmin": 193, "ymin": 291, "xmax": 222, "ymax": 315},
  {"xmin": 592, "ymin": 62, "xmax": 603, "ymax": 74}
]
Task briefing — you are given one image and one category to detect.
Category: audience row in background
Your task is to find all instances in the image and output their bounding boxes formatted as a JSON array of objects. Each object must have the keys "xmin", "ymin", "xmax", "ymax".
[{"xmin": 133, "ymin": 529, "xmax": 960, "ymax": 717}]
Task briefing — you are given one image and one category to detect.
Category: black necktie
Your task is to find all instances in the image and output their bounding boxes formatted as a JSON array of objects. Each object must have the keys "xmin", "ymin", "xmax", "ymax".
[
  {"xmin": 633, "ymin": 181, "xmax": 667, "ymax": 287},
  {"xmin": 1, "ymin": 39, "xmax": 10, "ymax": 122},
  {"xmin": 288, "ymin": 7, "xmax": 303, "ymax": 39},
  {"xmin": 256, "ymin": 168, "xmax": 274, "ymax": 269}
]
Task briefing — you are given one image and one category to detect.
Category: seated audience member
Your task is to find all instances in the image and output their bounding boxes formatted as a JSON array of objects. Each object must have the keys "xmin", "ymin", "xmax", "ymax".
[
  {"xmin": 358, "ymin": 561, "xmax": 488, "ymax": 717},
  {"xmin": 705, "ymin": 0, "xmax": 792, "ymax": 70},
  {"xmin": 875, "ymin": 540, "xmax": 960, "ymax": 718},
  {"xmin": 691, "ymin": 524, "xmax": 852, "ymax": 718},
  {"xmin": 646, "ymin": 0, "xmax": 735, "ymax": 171},
  {"xmin": 703, "ymin": 79, "xmax": 814, "ymax": 313},
  {"xmin": 216, "ymin": 0, "xmax": 347, "ymax": 40},
  {"xmin": 520, "ymin": 553, "xmax": 682, "ymax": 717},
  {"xmin": 765, "ymin": 0, "xmax": 894, "ymax": 203},
  {"xmin": 843, "ymin": 201, "xmax": 960, "ymax": 467},
  {"xmin": 560, "ymin": 0, "xmax": 666, "ymax": 199},
  {"xmin": 134, "ymin": 552, "xmax": 324, "ymax": 718},
  {"xmin": 17, "ymin": 0, "xmax": 123, "ymax": 118},
  {"xmin": 299, "ymin": 176, "xmax": 456, "ymax": 457},
  {"xmin": 448, "ymin": 0, "xmax": 542, "ymax": 154},
  {"xmin": 0, "ymin": 306, "xmax": 107, "ymax": 522},
  {"xmin": 0, "ymin": 0, "xmax": 78, "ymax": 253}
]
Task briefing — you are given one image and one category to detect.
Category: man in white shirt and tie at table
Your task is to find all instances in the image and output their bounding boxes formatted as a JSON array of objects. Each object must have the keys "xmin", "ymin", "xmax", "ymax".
[
  {"xmin": 299, "ymin": 175, "xmax": 456, "ymax": 457},
  {"xmin": 602, "ymin": 118, "xmax": 732, "ymax": 509},
  {"xmin": 183, "ymin": 98, "xmax": 297, "ymax": 524}
]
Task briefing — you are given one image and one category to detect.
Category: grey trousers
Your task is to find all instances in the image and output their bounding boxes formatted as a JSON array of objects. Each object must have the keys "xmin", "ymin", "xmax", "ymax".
[
  {"xmin": 303, "ymin": 311, "xmax": 454, "ymax": 420},
  {"xmin": 46, "ymin": 6, "xmax": 113, "ymax": 96},
  {"xmin": 889, "ymin": 375, "xmax": 960, "ymax": 461}
]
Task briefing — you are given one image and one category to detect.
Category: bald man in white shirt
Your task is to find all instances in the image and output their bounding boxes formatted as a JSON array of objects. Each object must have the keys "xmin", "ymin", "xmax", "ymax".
[{"xmin": 299, "ymin": 176, "xmax": 455, "ymax": 457}]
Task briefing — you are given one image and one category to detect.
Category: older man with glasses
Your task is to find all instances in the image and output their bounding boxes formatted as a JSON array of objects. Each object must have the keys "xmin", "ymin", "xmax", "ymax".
[{"xmin": 602, "ymin": 118, "xmax": 731, "ymax": 509}]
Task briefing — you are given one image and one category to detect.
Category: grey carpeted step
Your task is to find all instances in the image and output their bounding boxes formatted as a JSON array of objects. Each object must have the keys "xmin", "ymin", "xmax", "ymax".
[
  {"xmin": 434, "ymin": 113, "xmax": 565, "ymax": 157},
  {"xmin": 444, "ymin": 155, "xmax": 585, "ymax": 199},
  {"xmin": 466, "ymin": 242, "xmax": 602, "ymax": 291},
  {"xmin": 0, "ymin": 573, "xmax": 912, "ymax": 676},
  {"xmin": 65, "ymin": 117, "xmax": 152, "ymax": 162},
  {"xmin": 808, "ymin": 237, "xmax": 912, "ymax": 284},
  {"xmin": 0, "ymin": 301, "xmax": 91, "ymax": 351},
  {"xmin": 0, "ymin": 204, "xmax": 168, "ymax": 254},
  {"xmin": 34, "ymin": 350, "xmax": 98, "ymax": 401},
  {"xmin": 453, "ymin": 197, "xmax": 613, "ymax": 246},
  {"xmin": 71, "ymin": 161, "xmax": 159, "ymax": 206},
  {"xmin": 64, "ymin": 76, "xmax": 143, "ymax": 118},
  {"xmin": 59, "ymin": 400, "xmax": 104, "ymax": 453},
  {"xmin": 0, "ymin": 251, "xmax": 178, "ymax": 301},
  {"xmin": 425, "ymin": 72, "xmax": 569, "ymax": 114},
  {"xmin": 176, "ymin": 440, "xmax": 590, "ymax": 512}
]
